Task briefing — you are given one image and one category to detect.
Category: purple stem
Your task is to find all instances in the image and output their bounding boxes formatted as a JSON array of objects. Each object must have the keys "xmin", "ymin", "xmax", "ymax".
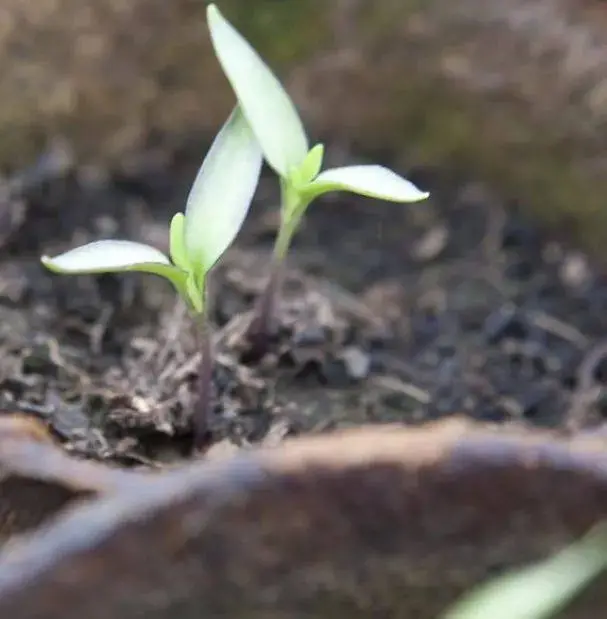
[
  {"xmin": 247, "ymin": 258, "xmax": 285, "ymax": 356},
  {"xmin": 246, "ymin": 197, "xmax": 301, "ymax": 356},
  {"xmin": 192, "ymin": 312, "xmax": 214, "ymax": 449}
]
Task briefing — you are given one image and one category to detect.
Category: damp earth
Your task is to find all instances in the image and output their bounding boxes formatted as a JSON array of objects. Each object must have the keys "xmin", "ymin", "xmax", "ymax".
[{"xmin": 1, "ymin": 140, "xmax": 607, "ymax": 467}]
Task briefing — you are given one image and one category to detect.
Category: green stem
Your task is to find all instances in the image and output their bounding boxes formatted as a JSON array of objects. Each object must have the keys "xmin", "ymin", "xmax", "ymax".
[{"xmin": 272, "ymin": 207, "xmax": 300, "ymax": 261}]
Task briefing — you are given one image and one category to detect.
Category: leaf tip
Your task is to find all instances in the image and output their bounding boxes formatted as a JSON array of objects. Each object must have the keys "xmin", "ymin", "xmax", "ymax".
[
  {"xmin": 40, "ymin": 254, "xmax": 59, "ymax": 271},
  {"xmin": 206, "ymin": 3, "xmax": 223, "ymax": 29}
]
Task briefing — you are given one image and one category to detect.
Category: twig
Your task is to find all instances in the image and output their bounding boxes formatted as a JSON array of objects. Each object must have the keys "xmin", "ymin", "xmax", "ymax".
[{"xmin": 568, "ymin": 338, "xmax": 607, "ymax": 430}]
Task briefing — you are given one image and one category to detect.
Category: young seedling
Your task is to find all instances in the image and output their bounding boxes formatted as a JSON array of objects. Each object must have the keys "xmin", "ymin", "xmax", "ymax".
[
  {"xmin": 207, "ymin": 4, "xmax": 430, "ymax": 353},
  {"xmin": 41, "ymin": 106, "xmax": 263, "ymax": 447},
  {"xmin": 442, "ymin": 523, "xmax": 607, "ymax": 619}
]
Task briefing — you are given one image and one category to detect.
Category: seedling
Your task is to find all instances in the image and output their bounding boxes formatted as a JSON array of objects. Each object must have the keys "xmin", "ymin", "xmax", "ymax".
[
  {"xmin": 207, "ymin": 4, "xmax": 430, "ymax": 351},
  {"xmin": 442, "ymin": 523, "xmax": 607, "ymax": 619},
  {"xmin": 41, "ymin": 106, "xmax": 263, "ymax": 446}
]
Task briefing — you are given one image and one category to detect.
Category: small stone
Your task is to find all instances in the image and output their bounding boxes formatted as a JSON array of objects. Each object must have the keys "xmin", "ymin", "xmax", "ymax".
[
  {"xmin": 483, "ymin": 305, "xmax": 526, "ymax": 344},
  {"xmin": 559, "ymin": 252, "xmax": 591, "ymax": 290},
  {"xmin": 411, "ymin": 224, "xmax": 449, "ymax": 261},
  {"xmin": 292, "ymin": 324, "xmax": 327, "ymax": 348},
  {"xmin": 340, "ymin": 346, "xmax": 371, "ymax": 380},
  {"xmin": 204, "ymin": 439, "xmax": 240, "ymax": 460}
]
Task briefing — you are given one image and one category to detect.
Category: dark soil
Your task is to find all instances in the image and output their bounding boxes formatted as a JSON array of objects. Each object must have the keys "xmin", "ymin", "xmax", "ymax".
[{"xmin": 1, "ymin": 138, "xmax": 607, "ymax": 467}]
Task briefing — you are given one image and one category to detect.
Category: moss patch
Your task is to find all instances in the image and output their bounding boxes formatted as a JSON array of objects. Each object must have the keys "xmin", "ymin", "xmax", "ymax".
[
  {"xmin": 385, "ymin": 80, "xmax": 607, "ymax": 262},
  {"xmin": 220, "ymin": 0, "xmax": 329, "ymax": 67}
]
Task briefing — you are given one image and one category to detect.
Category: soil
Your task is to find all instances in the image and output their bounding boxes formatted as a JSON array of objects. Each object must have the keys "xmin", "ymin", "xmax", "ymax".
[{"xmin": 1, "ymin": 138, "xmax": 607, "ymax": 468}]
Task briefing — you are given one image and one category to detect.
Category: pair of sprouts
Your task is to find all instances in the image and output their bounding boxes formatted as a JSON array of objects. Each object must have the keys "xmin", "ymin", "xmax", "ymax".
[{"xmin": 41, "ymin": 4, "xmax": 429, "ymax": 445}]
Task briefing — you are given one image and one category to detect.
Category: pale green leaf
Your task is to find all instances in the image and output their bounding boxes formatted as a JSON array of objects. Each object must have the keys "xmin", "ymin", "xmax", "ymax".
[
  {"xmin": 306, "ymin": 165, "xmax": 429, "ymax": 202},
  {"xmin": 443, "ymin": 525, "xmax": 607, "ymax": 619},
  {"xmin": 184, "ymin": 105, "xmax": 262, "ymax": 274},
  {"xmin": 207, "ymin": 4, "xmax": 308, "ymax": 177},
  {"xmin": 293, "ymin": 143, "xmax": 324, "ymax": 187},
  {"xmin": 41, "ymin": 239, "xmax": 189, "ymax": 298},
  {"xmin": 169, "ymin": 212, "xmax": 189, "ymax": 270},
  {"xmin": 41, "ymin": 240, "xmax": 172, "ymax": 274}
]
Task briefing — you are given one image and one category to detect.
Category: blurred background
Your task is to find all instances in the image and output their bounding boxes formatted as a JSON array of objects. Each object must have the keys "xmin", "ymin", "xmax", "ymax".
[
  {"xmin": 1, "ymin": 0, "xmax": 607, "ymax": 252},
  {"xmin": 0, "ymin": 0, "xmax": 607, "ymax": 250}
]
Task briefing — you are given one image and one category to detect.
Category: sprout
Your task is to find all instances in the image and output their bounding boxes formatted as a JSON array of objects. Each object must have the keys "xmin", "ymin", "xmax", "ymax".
[
  {"xmin": 41, "ymin": 106, "xmax": 263, "ymax": 447},
  {"xmin": 442, "ymin": 524, "xmax": 607, "ymax": 619},
  {"xmin": 207, "ymin": 3, "xmax": 429, "ymax": 353}
]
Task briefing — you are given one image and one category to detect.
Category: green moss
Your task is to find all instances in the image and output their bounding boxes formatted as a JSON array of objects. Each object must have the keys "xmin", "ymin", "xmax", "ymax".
[
  {"xmin": 219, "ymin": 0, "xmax": 329, "ymax": 68},
  {"xmin": 333, "ymin": 23, "xmax": 607, "ymax": 262},
  {"xmin": 334, "ymin": 0, "xmax": 607, "ymax": 260},
  {"xmin": 357, "ymin": 0, "xmax": 427, "ymax": 42},
  {"xmin": 387, "ymin": 79, "xmax": 607, "ymax": 261}
]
